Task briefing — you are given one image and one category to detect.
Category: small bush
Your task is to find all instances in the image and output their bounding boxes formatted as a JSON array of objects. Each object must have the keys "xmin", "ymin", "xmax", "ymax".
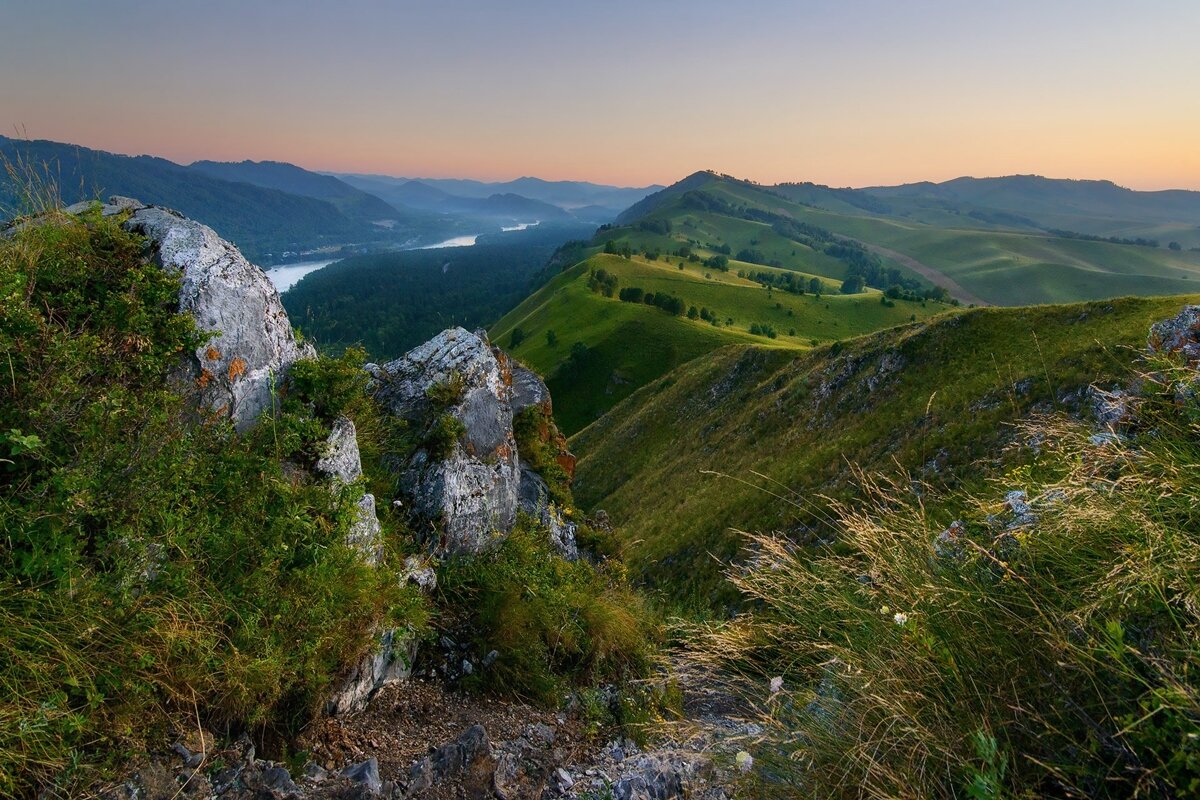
[{"xmin": 437, "ymin": 520, "xmax": 658, "ymax": 703}]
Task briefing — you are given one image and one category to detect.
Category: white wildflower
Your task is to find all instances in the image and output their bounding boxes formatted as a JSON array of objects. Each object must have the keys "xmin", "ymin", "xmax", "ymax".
[
  {"xmin": 769, "ymin": 676, "xmax": 783, "ymax": 695},
  {"xmin": 893, "ymin": 612, "xmax": 908, "ymax": 626},
  {"xmin": 735, "ymin": 751, "xmax": 754, "ymax": 773}
]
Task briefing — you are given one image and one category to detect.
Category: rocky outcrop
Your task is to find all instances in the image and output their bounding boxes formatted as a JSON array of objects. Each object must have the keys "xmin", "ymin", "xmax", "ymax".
[
  {"xmin": 1148, "ymin": 305, "xmax": 1200, "ymax": 361},
  {"xmin": 61, "ymin": 196, "xmax": 315, "ymax": 430},
  {"xmin": 518, "ymin": 466, "xmax": 578, "ymax": 561},
  {"xmin": 370, "ymin": 328, "xmax": 521, "ymax": 554},
  {"xmin": 316, "ymin": 416, "xmax": 384, "ymax": 565},
  {"xmin": 326, "ymin": 628, "xmax": 419, "ymax": 718}
]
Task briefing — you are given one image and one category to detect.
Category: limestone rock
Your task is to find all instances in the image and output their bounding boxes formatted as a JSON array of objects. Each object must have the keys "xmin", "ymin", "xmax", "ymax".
[
  {"xmin": 125, "ymin": 203, "xmax": 315, "ymax": 429},
  {"xmin": 56, "ymin": 197, "xmax": 315, "ymax": 430},
  {"xmin": 326, "ymin": 627, "xmax": 419, "ymax": 717},
  {"xmin": 372, "ymin": 328, "xmax": 520, "ymax": 553},
  {"xmin": 510, "ymin": 362, "xmax": 552, "ymax": 414},
  {"xmin": 1148, "ymin": 305, "xmax": 1200, "ymax": 361},
  {"xmin": 518, "ymin": 466, "xmax": 579, "ymax": 560},
  {"xmin": 317, "ymin": 416, "xmax": 384, "ymax": 564}
]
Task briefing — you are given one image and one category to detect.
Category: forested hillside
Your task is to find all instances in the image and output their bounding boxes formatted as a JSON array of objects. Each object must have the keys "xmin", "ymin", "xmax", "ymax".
[{"xmin": 283, "ymin": 222, "xmax": 595, "ymax": 359}]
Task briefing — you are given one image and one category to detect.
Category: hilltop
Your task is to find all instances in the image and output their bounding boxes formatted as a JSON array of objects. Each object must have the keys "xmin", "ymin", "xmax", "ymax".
[
  {"xmin": 490, "ymin": 247, "xmax": 949, "ymax": 434},
  {"xmin": 598, "ymin": 170, "xmax": 1200, "ymax": 307}
]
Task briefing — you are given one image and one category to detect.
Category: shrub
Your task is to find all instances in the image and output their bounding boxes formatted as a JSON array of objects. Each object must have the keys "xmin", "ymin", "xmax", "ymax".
[
  {"xmin": 437, "ymin": 520, "xmax": 658, "ymax": 703},
  {"xmin": 425, "ymin": 370, "xmax": 466, "ymax": 409}
]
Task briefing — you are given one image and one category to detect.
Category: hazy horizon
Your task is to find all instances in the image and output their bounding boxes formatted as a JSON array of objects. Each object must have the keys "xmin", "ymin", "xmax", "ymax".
[{"xmin": 4, "ymin": 0, "xmax": 1198, "ymax": 190}]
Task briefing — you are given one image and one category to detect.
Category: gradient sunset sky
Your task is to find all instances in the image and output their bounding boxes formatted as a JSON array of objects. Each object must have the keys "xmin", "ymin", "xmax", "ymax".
[{"xmin": 4, "ymin": 0, "xmax": 1198, "ymax": 189}]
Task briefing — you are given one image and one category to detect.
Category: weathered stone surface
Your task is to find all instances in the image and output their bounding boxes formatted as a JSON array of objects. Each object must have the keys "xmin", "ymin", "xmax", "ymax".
[
  {"xmin": 317, "ymin": 416, "xmax": 384, "ymax": 565},
  {"xmin": 326, "ymin": 627, "xmax": 419, "ymax": 717},
  {"xmin": 510, "ymin": 362, "xmax": 552, "ymax": 414},
  {"xmin": 1148, "ymin": 305, "xmax": 1200, "ymax": 360},
  {"xmin": 372, "ymin": 328, "xmax": 520, "ymax": 554},
  {"xmin": 53, "ymin": 197, "xmax": 315, "ymax": 430},
  {"xmin": 517, "ymin": 466, "xmax": 578, "ymax": 560},
  {"xmin": 121, "ymin": 201, "xmax": 316, "ymax": 430}
]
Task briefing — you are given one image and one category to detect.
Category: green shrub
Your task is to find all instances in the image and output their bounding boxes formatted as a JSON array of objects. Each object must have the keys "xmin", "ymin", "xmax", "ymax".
[
  {"xmin": 0, "ymin": 211, "xmax": 420, "ymax": 795},
  {"xmin": 512, "ymin": 406, "xmax": 571, "ymax": 506},
  {"xmin": 425, "ymin": 413, "xmax": 466, "ymax": 460},
  {"xmin": 286, "ymin": 346, "xmax": 370, "ymax": 421},
  {"xmin": 425, "ymin": 370, "xmax": 466, "ymax": 409},
  {"xmin": 436, "ymin": 520, "xmax": 657, "ymax": 703}
]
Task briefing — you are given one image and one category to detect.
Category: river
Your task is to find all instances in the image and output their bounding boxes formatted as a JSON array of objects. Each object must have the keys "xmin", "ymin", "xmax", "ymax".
[{"xmin": 265, "ymin": 221, "xmax": 542, "ymax": 293}]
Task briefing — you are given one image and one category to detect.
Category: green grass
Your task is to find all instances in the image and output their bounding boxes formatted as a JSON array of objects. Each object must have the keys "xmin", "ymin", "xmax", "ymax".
[
  {"xmin": 490, "ymin": 253, "xmax": 949, "ymax": 433},
  {"xmin": 569, "ymin": 294, "xmax": 1200, "ymax": 611},
  {"xmin": 678, "ymin": 353, "xmax": 1200, "ymax": 798}
]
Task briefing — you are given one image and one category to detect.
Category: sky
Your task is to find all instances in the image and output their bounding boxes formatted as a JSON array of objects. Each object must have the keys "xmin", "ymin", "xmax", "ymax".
[{"xmin": 3, "ymin": 0, "xmax": 1199, "ymax": 189}]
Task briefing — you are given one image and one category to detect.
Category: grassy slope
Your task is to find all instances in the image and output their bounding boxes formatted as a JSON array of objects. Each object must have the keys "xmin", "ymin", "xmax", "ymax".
[
  {"xmin": 787, "ymin": 205, "xmax": 1200, "ymax": 305},
  {"xmin": 570, "ymin": 294, "xmax": 1200, "ymax": 611},
  {"xmin": 490, "ymin": 252, "xmax": 948, "ymax": 433}
]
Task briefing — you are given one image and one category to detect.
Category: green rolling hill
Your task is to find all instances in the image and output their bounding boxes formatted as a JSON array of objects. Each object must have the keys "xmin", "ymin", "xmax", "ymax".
[
  {"xmin": 597, "ymin": 171, "xmax": 1200, "ymax": 308},
  {"xmin": 490, "ymin": 249, "xmax": 951, "ymax": 434},
  {"xmin": 568, "ymin": 293, "xmax": 1200, "ymax": 611}
]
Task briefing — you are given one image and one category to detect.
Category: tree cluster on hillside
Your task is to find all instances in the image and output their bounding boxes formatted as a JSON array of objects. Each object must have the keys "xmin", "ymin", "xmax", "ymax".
[
  {"xmin": 1047, "ymin": 228, "xmax": 1161, "ymax": 247},
  {"xmin": 283, "ymin": 223, "xmax": 594, "ymax": 360},
  {"xmin": 618, "ymin": 286, "xmax": 686, "ymax": 315},
  {"xmin": 587, "ymin": 267, "xmax": 619, "ymax": 297}
]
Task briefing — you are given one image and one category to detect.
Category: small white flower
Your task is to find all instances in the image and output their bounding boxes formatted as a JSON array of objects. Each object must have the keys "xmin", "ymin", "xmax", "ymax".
[
  {"xmin": 735, "ymin": 751, "xmax": 754, "ymax": 773},
  {"xmin": 893, "ymin": 612, "xmax": 909, "ymax": 626},
  {"xmin": 769, "ymin": 676, "xmax": 783, "ymax": 695}
]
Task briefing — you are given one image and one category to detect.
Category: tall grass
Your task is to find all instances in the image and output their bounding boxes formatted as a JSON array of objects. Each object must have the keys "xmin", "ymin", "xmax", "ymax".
[{"xmin": 682, "ymin": 356, "xmax": 1200, "ymax": 797}]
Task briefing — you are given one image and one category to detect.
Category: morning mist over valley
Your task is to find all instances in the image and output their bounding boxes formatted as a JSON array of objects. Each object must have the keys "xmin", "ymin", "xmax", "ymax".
[{"xmin": 2, "ymin": 2, "xmax": 1199, "ymax": 798}]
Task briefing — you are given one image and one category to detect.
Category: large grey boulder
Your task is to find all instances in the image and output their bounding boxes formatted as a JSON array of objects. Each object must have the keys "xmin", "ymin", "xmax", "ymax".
[
  {"xmin": 58, "ymin": 197, "xmax": 315, "ymax": 429},
  {"xmin": 116, "ymin": 199, "xmax": 316, "ymax": 429},
  {"xmin": 371, "ymin": 328, "xmax": 520, "ymax": 554}
]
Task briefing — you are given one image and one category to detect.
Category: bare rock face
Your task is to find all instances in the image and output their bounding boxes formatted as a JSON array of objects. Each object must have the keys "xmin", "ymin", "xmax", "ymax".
[
  {"xmin": 115, "ymin": 199, "xmax": 316, "ymax": 430},
  {"xmin": 325, "ymin": 627, "xmax": 418, "ymax": 718},
  {"xmin": 371, "ymin": 328, "xmax": 521, "ymax": 554}
]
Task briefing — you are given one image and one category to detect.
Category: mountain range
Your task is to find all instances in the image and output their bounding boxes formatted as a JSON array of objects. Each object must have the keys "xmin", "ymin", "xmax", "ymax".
[{"xmin": 0, "ymin": 136, "xmax": 656, "ymax": 262}]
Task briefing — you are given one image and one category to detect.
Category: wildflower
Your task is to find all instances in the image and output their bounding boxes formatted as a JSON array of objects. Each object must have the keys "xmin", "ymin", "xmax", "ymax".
[
  {"xmin": 893, "ymin": 612, "xmax": 908, "ymax": 626},
  {"xmin": 880, "ymin": 605, "xmax": 890, "ymax": 615},
  {"xmin": 735, "ymin": 751, "xmax": 754, "ymax": 773},
  {"xmin": 769, "ymin": 676, "xmax": 783, "ymax": 695}
]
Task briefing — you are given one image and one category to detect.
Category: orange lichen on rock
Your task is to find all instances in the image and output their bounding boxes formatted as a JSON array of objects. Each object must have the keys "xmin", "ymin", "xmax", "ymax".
[{"xmin": 227, "ymin": 357, "xmax": 247, "ymax": 381}]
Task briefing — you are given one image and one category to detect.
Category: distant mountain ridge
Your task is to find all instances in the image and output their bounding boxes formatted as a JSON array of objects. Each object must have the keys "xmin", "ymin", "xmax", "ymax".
[
  {"xmin": 188, "ymin": 159, "xmax": 406, "ymax": 223},
  {"xmin": 864, "ymin": 174, "xmax": 1200, "ymax": 224},
  {"xmin": 336, "ymin": 172, "xmax": 660, "ymax": 221},
  {"xmin": 0, "ymin": 136, "xmax": 400, "ymax": 261}
]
